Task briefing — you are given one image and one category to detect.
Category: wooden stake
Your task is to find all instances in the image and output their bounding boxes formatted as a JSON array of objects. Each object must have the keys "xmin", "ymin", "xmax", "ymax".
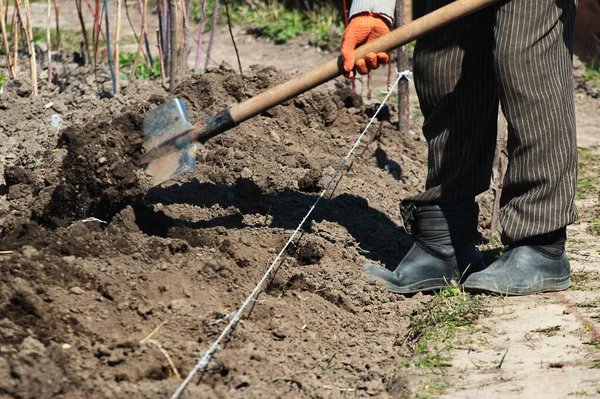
[
  {"xmin": 0, "ymin": 0, "xmax": 15, "ymax": 78},
  {"xmin": 395, "ymin": 0, "xmax": 409, "ymax": 133},
  {"xmin": 128, "ymin": 0, "xmax": 147, "ymax": 85},
  {"xmin": 169, "ymin": 0, "xmax": 185, "ymax": 89},
  {"xmin": 115, "ymin": 0, "xmax": 122, "ymax": 92},
  {"xmin": 490, "ymin": 114, "xmax": 509, "ymax": 241}
]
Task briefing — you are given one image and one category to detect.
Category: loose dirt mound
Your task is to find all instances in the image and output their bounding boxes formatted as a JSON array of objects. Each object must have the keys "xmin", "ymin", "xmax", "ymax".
[{"xmin": 0, "ymin": 63, "xmax": 449, "ymax": 398}]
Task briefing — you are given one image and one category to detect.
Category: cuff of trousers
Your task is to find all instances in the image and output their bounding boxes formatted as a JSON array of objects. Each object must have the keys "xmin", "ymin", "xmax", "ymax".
[{"xmin": 349, "ymin": 0, "xmax": 396, "ymax": 24}]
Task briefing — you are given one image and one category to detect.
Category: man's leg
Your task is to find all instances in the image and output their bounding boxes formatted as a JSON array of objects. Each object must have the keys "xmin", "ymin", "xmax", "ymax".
[
  {"xmin": 464, "ymin": 0, "xmax": 578, "ymax": 295},
  {"xmin": 363, "ymin": 2, "xmax": 498, "ymax": 293}
]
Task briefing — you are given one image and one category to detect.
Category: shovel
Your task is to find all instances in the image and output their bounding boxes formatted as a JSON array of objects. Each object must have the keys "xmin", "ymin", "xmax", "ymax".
[{"xmin": 142, "ymin": 0, "xmax": 498, "ymax": 187}]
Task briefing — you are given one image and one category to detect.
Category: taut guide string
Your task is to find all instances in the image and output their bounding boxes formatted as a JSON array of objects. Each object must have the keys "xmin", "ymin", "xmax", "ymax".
[{"xmin": 171, "ymin": 70, "xmax": 412, "ymax": 399}]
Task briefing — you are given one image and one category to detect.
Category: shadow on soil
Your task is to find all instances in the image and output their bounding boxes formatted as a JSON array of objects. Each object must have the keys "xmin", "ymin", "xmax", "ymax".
[{"xmin": 143, "ymin": 178, "xmax": 412, "ymax": 269}]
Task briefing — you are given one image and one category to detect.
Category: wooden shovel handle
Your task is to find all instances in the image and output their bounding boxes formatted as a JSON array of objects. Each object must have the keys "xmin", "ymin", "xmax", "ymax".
[{"xmin": 228, "ymin": 0, "xmax": 498, "ymax": 125}]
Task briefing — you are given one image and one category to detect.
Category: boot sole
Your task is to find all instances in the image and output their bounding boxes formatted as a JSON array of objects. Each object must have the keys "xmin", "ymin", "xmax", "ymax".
[
  {"xmin": 385, "ymin": 279, "xmax": 458, "ymax": 295},
  {"xmin": 463, "ymin": 277, "xmax": 571, "ymax": 296}
]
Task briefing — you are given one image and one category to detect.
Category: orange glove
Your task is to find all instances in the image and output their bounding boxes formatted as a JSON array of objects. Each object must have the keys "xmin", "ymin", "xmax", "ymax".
[{"xmin": 341, "ymin": 13, "xmax": 391, "ymax": 79}]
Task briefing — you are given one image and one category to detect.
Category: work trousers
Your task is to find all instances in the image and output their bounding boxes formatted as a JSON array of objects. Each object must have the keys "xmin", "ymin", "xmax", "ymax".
[{"xmin": 408, "ymin": 0, "xmax": 578, "ymax": 244}]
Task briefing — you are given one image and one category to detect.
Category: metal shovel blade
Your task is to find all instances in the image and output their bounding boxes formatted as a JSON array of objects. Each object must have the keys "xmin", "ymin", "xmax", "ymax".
[{"xmin": 141, "ymin": 99, "xmax": 197, "ymax": 186}]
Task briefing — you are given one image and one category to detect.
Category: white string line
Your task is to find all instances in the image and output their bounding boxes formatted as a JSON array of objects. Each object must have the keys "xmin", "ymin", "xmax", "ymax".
[{"xmin": 171, "ymin": 70, "xmax": 411, "ymax": 399}]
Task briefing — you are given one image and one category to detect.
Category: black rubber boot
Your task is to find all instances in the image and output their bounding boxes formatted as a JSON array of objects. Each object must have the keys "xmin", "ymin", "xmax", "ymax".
[
  {"xmin": 363, "ymin": 201, "xmax": 487, "ymax": 294},
  {"xmin": 463, "ymin": 245, "xmax": 571, "ymax": 296}
]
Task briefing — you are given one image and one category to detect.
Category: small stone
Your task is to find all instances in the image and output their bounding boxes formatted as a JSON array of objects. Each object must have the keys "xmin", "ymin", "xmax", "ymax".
[
  {"xmin": 62, "ymin": 343, "xmax": 72, "ymax": 350},
  {"xmin": 241, "ymin": 167, "xmax": 253, "ymax": 179},
  {"xmin": 169, "ymin": 299, "xmax": 191, "ymax": 314},
  {"xmin": 269, "ymin": 130, "xmax": 281, "ymax": 143},
  {"xmin": 21, "ymin": 246, "xmax": 39, "ymax": 259},
  {"xmin": 70, "ymin": 287, "xmax": 84, "ymax": 295},
  {"xmin": 62, "ymin": 255, "xmax": 76, "ymax": 265},
  {"xmin": 98, "ymin": 157, "xmax": 108, "ymax": 165}
]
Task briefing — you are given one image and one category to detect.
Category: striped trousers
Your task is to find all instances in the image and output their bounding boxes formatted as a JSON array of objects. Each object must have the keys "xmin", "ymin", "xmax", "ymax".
[{"xmin": 408, "ymin": 0, "xmax": 578, "ymax": 244}]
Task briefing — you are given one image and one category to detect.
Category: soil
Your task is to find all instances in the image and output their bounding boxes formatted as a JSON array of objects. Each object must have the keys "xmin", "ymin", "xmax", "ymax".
[{"xmin": 2, "ymin": 15, "xmax": 600, "ymax": 399}]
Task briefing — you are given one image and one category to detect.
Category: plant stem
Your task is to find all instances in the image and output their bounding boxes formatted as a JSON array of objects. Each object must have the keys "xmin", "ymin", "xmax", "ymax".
[
  {"xmin": 12, "ymin": 3, "xmax": 17, "ymax": 73},
  {"xmin": 75, "ymin": 0, "xmax": 91, "ymax": 64},
  {"xmin": 17, "ymin": 0, "xmax": 37, "ymax": 95},
  {"xmin": 47, "ymin": 0, "xmax": 52, "ymax": 87},
  {"xmin": 204, "ymin": 0, "xmax": 218, "ymax": 71},
  {"xmin": 104, "ymin": 0, "xmax": 116, "ymax": 94},
  {"xmin": 128, "ymin": 0, "xmax": 147, "ymax": 85},
  {"xmin": 0, "ymin": 0, "xmax": 15, "ymax": 78},
  {"xmin": 223, "ymin": 0, "xmax": 241, "ymax": 74},
  {"xmin": 193, "ymin": 0, "xmax": 206, "ymax": 71},
  {"xmin": 156, "ymin": 28, "xmax": 166, "ymax": 87},
  {"xmin": 115, "ymin": 0, "xmax": 122, "ymax": 91},
  {"xmin": 137, "ymin": 0, "xmax": 152, "ymax": 66},
  {"xmin": 52, "ymin": 0, "xmax": 59, "ymax": 50}
]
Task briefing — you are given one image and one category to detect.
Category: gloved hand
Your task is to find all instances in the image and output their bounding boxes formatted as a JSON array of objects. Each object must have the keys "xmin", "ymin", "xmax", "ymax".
[{"xmin": 341, "ymin": 13, "xmax": 391, "ymax": 79}]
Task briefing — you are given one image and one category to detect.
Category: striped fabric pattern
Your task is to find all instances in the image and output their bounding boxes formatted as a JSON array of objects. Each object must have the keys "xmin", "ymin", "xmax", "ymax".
[{"xmin": 409, "ymin": 0, "xmax": 578, "ymax": 244}]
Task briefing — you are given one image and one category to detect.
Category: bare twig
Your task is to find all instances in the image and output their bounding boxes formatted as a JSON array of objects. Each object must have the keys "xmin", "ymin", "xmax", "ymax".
[
  {"xmin": 128, "ymin": 0, "xmax": 148, "ymax": 85},
  {"xmin": 146, "ymin": 339, "xmax": 182, "ymax": 379},
  {"xmin": 139, "ymin": 321, "xmax": 167, "ymax": 344},
  {"xmin": 0, "ymin": 0, "xmax": 15, "ymax": 78},
  {"xmin": 223, "ymin": 0, "xmax": 242, "ymax": 74}
]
